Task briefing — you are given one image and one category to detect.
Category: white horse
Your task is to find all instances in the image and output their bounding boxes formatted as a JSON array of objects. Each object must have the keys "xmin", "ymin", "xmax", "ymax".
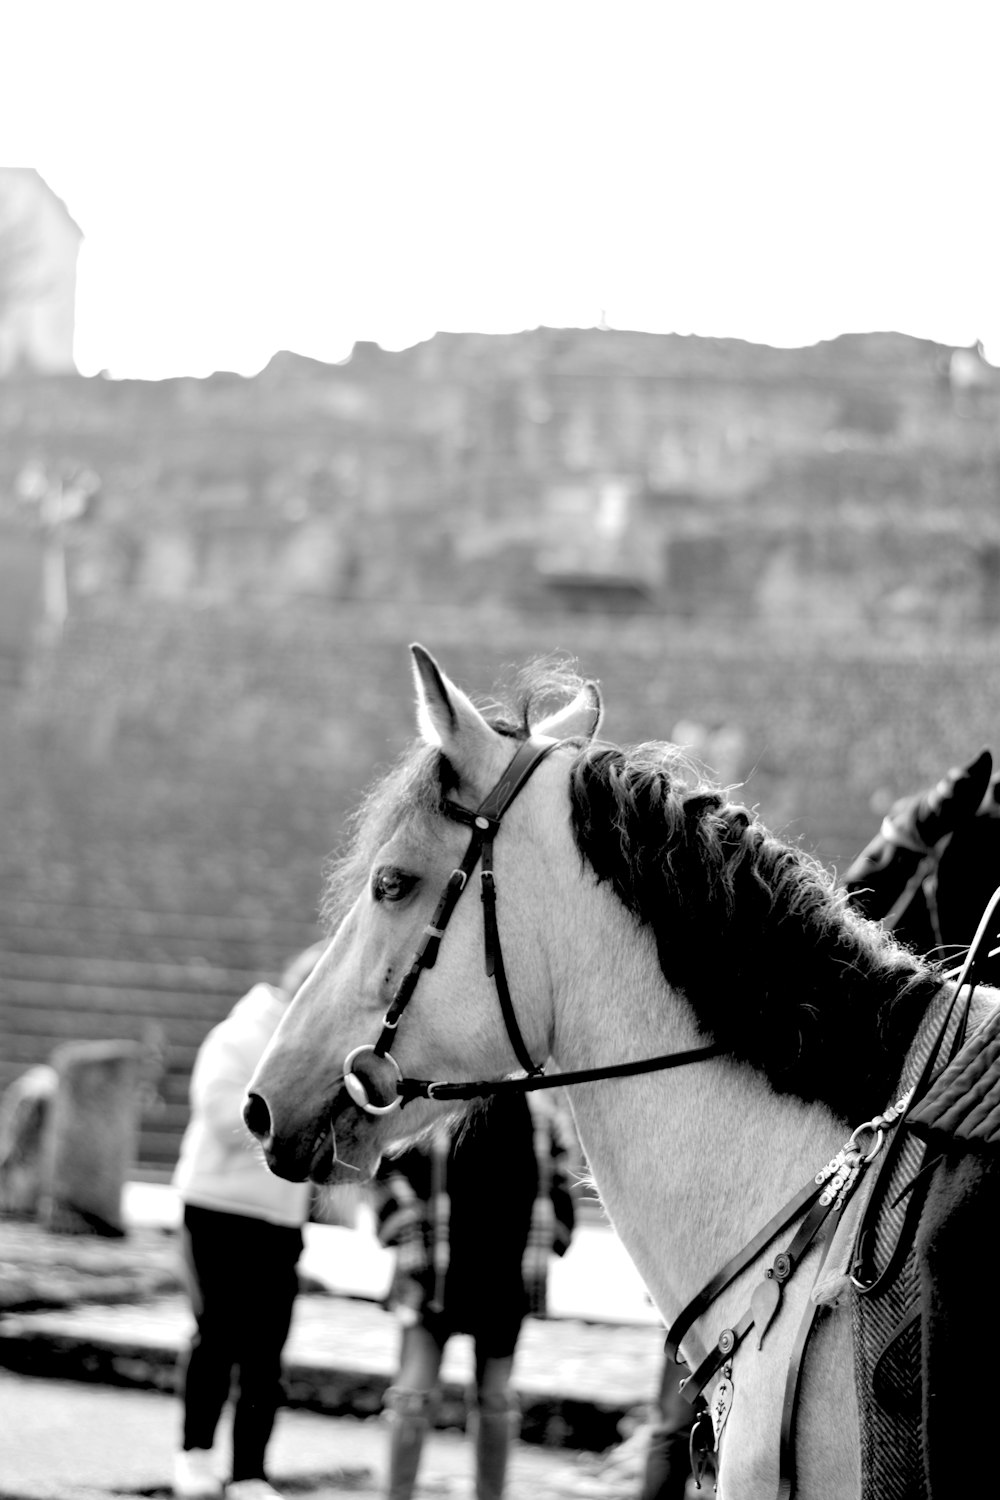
[{"xmin": 246, "ymin": 646, "xmax": 997, "ymax": 1499}]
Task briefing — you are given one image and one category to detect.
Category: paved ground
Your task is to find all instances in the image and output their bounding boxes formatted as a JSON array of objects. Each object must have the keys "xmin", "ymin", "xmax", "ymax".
[
  {"xmin": 0, "ymin": 1188, "xmax": 693, "ymax": 1496},
  {"xmin": 0, "ymin": 1292, "xmax": 667, "ymax": 1454},
  {"xmin": 0, "ymin": 1369, "xmax": 670, "ymax": 1500},
  {"xmin": 1, "ymin": 1186, "xmax": 667, "ymax": 1450}
]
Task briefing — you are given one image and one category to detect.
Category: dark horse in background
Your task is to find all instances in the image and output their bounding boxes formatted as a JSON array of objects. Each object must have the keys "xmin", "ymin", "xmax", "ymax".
[{"xmin": 843, "ymin": 746, "xmax": 1000, "ymax": 979}]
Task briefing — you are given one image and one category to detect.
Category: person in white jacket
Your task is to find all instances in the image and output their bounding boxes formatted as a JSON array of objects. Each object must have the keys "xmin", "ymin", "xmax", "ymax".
[{"xmin": 171, "ymin": 943, "xmax": 324, "ymax": 1500}]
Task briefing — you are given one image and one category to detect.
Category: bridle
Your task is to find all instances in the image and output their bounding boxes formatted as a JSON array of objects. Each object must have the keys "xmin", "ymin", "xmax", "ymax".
[{"xmin": 341, "ymin": 734, "xmax": 722, "ymax": 1115}]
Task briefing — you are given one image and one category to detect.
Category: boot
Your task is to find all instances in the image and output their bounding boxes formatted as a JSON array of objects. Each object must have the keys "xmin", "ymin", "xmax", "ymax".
[
  {"xmin": 639, "ymin": 1425, "xmax": 695, "ymax": 1500},
  {"xmin": 471, "ymin": 1396, "xmax": 518, "ymax": 1500},
  {"xmin": 384, "ymin": 1386, "xmax": 433, "ymax": 1500}
]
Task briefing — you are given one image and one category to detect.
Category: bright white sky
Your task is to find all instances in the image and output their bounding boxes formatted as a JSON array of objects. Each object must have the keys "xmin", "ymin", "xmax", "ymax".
[{"xmin": 3, "ymin": 0, "xmax": 998, "ymax": 379}]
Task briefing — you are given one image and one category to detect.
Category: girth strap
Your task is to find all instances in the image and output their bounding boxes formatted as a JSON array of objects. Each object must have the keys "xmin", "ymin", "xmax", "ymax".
[{"xmin": 777, "ymin": 1299, "xmax": 830, "ymax": 1500}]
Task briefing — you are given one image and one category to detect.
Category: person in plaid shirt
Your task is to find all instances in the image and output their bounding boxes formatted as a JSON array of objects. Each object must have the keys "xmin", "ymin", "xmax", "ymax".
[{"xmin": 373, "ymin": 1091, "xmax": 576, "ymax": 1500}]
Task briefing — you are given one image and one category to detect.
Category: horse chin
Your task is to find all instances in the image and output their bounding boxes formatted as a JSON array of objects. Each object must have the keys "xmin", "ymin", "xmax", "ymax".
[{"xmin": 308, "ymin": 1110, "xmax": 384, "ymax": 1186}]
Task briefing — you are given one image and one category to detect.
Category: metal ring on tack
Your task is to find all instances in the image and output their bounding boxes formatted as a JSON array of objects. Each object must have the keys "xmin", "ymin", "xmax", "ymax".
[
  {"xmin": 846, "ymin": 1120, "xmax": 885, "ymax": 1163},
  {"xmin": 343, "ymin": 1044, "xmax": 403, "ymax": 1115}
]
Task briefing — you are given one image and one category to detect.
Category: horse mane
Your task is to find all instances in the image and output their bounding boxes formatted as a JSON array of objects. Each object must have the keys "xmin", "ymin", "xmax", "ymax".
[{"xmin": 568, "ymin": 741, "xmax": 944, "ymax": 1125}]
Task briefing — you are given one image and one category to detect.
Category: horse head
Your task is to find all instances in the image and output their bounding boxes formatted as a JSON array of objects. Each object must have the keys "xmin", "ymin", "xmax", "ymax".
[{"xmin": 244, "ymin": 644, "xmax": 602, "ymax": 1184}]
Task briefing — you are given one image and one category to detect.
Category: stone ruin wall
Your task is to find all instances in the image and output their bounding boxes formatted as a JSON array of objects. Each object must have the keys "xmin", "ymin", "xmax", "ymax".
[
  {"xmin": 1, "ymin": 326, "xmax": 999, "ymax": 1172},
  {"xmin": 1, "ymin": 326, "xmax": 998, "ymax": 630}
]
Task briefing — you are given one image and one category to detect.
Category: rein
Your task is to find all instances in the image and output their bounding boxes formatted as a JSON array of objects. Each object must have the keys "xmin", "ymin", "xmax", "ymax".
[
  {"xmin": 397, "ymin": 1044, "xmax": 723, "ymax": 1103},
  {"xmin": 342, "ymin": 734, "xmax": 722, "ymax": 1115}
]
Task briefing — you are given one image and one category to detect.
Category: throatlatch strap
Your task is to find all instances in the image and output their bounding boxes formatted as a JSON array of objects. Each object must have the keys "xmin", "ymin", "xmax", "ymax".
[{"xmin": 479, "ymin": 835, "xmax": 541, "ymax": 1076}]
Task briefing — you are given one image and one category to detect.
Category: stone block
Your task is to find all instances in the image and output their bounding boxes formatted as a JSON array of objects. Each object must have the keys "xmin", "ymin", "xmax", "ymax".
[{"xmin": 39, "ymin": 1039, "xmax": 156, "ymax": 1237}]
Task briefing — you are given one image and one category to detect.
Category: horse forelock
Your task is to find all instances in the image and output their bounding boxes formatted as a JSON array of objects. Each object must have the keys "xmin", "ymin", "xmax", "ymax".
[{"xmin": 568, "ymin": 740, "xmax": 944, "ymax": 1124}]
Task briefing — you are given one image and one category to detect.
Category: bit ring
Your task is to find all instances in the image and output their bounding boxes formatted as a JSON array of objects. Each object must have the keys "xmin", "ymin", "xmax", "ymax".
[{"xmin": 343, "ymin": 1044, "xmax": 403, "ymax": 1115}]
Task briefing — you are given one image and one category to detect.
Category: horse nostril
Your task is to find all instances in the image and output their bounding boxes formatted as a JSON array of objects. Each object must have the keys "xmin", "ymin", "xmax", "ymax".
[{"xmin": 243, "ymin": 1092, "xmax": 272, "ymax": 1142}]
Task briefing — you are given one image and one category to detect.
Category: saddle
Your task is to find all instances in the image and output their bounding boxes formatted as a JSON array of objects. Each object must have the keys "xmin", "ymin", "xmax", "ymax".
[
  {"xmin": 850, "ymin": 887, "xmax": 1000, "ymax": 1500},
  {"xmin": 906, "ymin": 1003, "xmax": 1000, "ymax": 1146}
]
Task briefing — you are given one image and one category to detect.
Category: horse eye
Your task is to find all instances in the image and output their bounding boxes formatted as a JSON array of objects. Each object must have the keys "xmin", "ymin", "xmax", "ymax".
[{"xmin": 371, "ymin": 867, "xmax": 416, "ymax": 904}]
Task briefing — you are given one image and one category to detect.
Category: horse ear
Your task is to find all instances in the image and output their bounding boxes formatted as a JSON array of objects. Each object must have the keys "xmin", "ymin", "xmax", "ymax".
[
  {"xmin": 534, "ymin": 681, "xmax": 603, "ymax": 743},
  {"xmin": 410, "ymin": 643, "xmax": 496, "ymax": 757}
]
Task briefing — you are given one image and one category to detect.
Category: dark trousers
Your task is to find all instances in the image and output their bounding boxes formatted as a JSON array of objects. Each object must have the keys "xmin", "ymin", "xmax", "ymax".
[
  {"xmin": 178, "ymin": 1204, "xmax": 302, "ymax": 1482},
  {"xmin": 639, "ymin": 1354, "xmax": 696, "ymax": 1500}
]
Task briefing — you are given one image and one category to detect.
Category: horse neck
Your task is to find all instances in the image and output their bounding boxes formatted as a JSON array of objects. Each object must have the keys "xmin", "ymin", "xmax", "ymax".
[{"xmin": 548, "ymin": 894, "xmax": 849, "ymax": 1329}]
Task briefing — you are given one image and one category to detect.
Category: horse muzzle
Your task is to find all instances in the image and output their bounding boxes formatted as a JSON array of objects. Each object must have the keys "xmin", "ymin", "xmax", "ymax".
[
  {"xmin": 242, "ymin": 1089, "xmax": 318, "ymax": 1181},
  {"xmin": 243, "ymin": 1085, "xmax": 384, "ymax": 1185}
]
